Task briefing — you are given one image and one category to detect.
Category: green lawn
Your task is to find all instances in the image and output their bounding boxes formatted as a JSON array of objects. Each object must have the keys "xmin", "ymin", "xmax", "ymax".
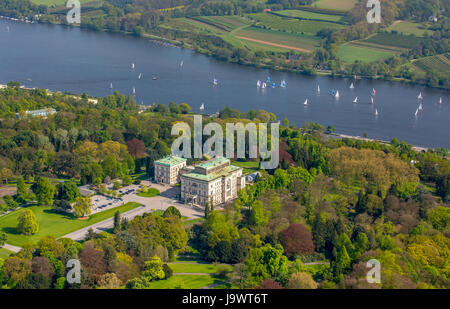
[
  {"xmin": 137, "ymin": 188, "xmax": 160, "ymax": 197},
  {"xmin": 144, "ymin": 275, "xmax": 222, "ymax": 289},
  {"xmin": 387, "ymin": 21, "xmax": 434, "ymax": 37},
  {"xmin": 168, "ymin": 263, "xmax": 232, "ymax": 274},
  {"xmin": 183, "ymin": 218, "xmax": 205, "ymax": 227},
  {"xmin": 232, "ymin": 160, "xmax": 260, "ymax": 175},
  {"xmin": 337, "ymin": 44, "xmax": 395, "ymax": 63},
  {"xmin": 0, "ymin": 247, "xmax": 13, "ymax": 261},
  {"xmin": 0, "ymin": 202, "xmax": 142, "ymax": 246},
  {"xmin": 312, "ymin": 0, "xmax": 358, "ymax": 11}
]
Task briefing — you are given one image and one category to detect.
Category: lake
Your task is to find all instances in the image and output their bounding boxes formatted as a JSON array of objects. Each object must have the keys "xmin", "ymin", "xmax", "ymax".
[{"xmin": 1, "ymin": 18, "xmax": 449, "ymax": 149}]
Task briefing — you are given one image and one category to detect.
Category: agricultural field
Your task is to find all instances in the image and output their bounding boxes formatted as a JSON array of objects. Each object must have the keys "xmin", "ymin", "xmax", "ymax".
[
  {"xmin": 160, "ymin": 18, "xmax": 225, "ymax": 35},
  {"xmin": 311, "ymin": 0, "xmax": 358, "ymax": 12},
  {"xmin": 364, "ymin": 33, "xmax": 423, "ymax": 49},
  {"xmin": 337, "ymin": 43, "xmax": 396, "ymax": 63},
  {"xmin": 276, "ymin": 9, "xmax": 346, "ymax": 23},
  {"xmin": 235, "ymin": 26, "xmax": 320, "ymax": 52},
  {"xmin": 0, "ymin": 202, "xmax": 142, "ymax": 247},
  {"xmin": 196, "ymin": 15, "xmax": 252, "ymax": 31},
  {"xmin": 413, "ymin": 54, "xmax": 450, "ymax": 75},
  {"xmin": 387, "ymin": 21, "xmax": 435, "ymax": 37},
  {"xmin": 249, "ymin": 13, "xmax": 346, "ymax": 35}
]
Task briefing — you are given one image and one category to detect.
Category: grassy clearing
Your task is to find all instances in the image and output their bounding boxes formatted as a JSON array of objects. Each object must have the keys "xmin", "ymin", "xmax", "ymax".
[
  {"xmin": 183, "ymin": 218, "xmax": 205, "ymax": 227},
  {"xmin": 250, "ymin": 13, "xmax": 345, "ymax": 35},
  {"xmin": 144, "ymin": 274, "xmax": 221, "ymax": 289},
  {"xmin": 235, "ymin": 26, "xmax": 320, "ymax": 52},
  {"xmin": 387, "ymin": 21, "xmax": 434, "ymax": 37},
  {"xmin": 276, "ymin": 9, "xmax": 345, "ymax": 23},
  {"xmin": 198, "ymin": 15, "xmax": 251, "ymax": 30},
  {"xmin": 137, "ymin": 188, "xmax": 160, "ymax": 198},
  {"xmin": 364, "ymin": 33, "xmax": 423, "ymax": 49},
  {"xmin": 232, "ymin": 160, "xmax": 260, "ymax": 175},
  {"xmin": 168, "ymin": 263, "xmax": 233, "ymax": 274},
  {"xmin": 337, "ymin": 44, "xmax": 395, "ymax": 63},
  {"xmin": 0, "ymin": 248, "xmax": 13, "ymax": 261},
  {"xmin": 0, "ymin": 202, "xmax": 142, "ymax": 246},
  {"xmin": 160, "ymin": 18, "xmax": 225, "ymax": 35},
  {"xmin": 312, "ymin": 0, "xmax": 358, "ymax": 11}
]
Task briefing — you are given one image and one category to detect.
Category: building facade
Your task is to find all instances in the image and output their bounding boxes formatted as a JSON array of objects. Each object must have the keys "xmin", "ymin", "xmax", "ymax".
[
  {"xmin": 181, "ymin": 157, "xmax": 246, "ymax": 207},
  {"xmin": 154, "ymin": 156, "xmax": 187, "ymax": 185}
]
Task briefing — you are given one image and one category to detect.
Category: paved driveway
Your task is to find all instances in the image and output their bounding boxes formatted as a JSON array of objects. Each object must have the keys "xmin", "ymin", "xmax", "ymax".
[{"xmin": 62, "ymin": 182, "xmax": 204, "ymax": 241}]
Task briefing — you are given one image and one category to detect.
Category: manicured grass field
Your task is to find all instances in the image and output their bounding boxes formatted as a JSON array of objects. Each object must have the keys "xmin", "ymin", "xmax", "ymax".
[
  {"xmin": 250, "ymin": 13, "xmax": 345, "ymax": 35},
  {"xmin": 386, "ymin": 21, "xmax": 434, "ymax": 37},
  {"xmin": 144, "ymin": 275, "xmax": 221, "ymax": 289},
  {"xmin": 0, "ymin": 248, "xmax": 13, "ymax": 261},
  {"xmin": 0, "ymin": 202, "xmax": 142, "ymax": 246},
  {"xmin": 337, "ymin": 44, "xmax": 395, "ymax": 63},
  {"xmin": 231, "ymin": 160, "xmax": 260, "ymax": 175},
  {"xmin": 276, "ymin": 9, "xmax": 345, "ymax": 23},
  {"xmin": 183, "ymin": 218, "xmax": 205, "ymax": 227},
  {"xmin": 137, "ymin": 188, "xmax": 160, "ymax": 198},
  {"xmin": 235, "ymin": 26, "xmax": 320, "ymax": 52},
  {"xmin": 168, "ymin": 263, "xmax": 233, "ymax": 274},
  {"xmin": 312, "ymin": 0, "xmax": 358, "ymax": 11}
]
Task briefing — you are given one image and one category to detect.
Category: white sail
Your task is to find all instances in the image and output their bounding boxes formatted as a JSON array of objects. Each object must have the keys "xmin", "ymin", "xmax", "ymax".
[
  {"xmin": 131, "ymin": 63, "xmax": 135, "ymax": 70},
  {"xmin": 138, "ymin": 73, "xmax": 142, "ymax": 79},
  {"xmin": 257, "ymin": 80, "xmax": 261, "ymax": 87},
  {"xmin": 180, "ymin": 60, "xmax": 183, "ymax": 67},
  {"xmin": 213, "ymin": 78, "xmax": 218, "ymax": 86},
  {"xmin": 304, "ymin": 99, "xmax": 308, "ymax": 105},
  {"xmin": 418, "ymin": 92, "xmax": 423, "ymax": 100},
  {"xmin": 280, "ymin": 80, "xmax": 286, "ymax": 88},
  {"xmin": 371, "ymin": 97, "xmax": 374, "ymax": 104},
  {"xmin": 317, "ymin": 85, "xmax": 320, "ymax": 93},
  {"xmin": 200, "ymin": 104, "xmax": 205, "ymax": 110},
  {"xmin": 353, "ymin": 97, "xmax": 358, "ymax": 103},
  {"xmin": 132, "ymin": 87, "xmax": 136, "ymax": 94},
  {"xmin": 110, "ymin": 83, "xmax": 113, "ymax": 89},
  {"xmin": 375, "ymin": 109, "xmax": 379, "ymax": 116},
  {"xmin": 419, "ymin": 103, "xmax": 423, "ymax": 110},
  {"xmin": 335, "ymin": 90, "xmax": 340, "ymax": 98},
  {"xmin": 350, "ymin": 83, "xmax": 354, "ymax": 89},
  {"xmin": 439, "ymin": 97, "xmax": 442, "ymax": 104},
  {"xmin": 415, "ymin": 108, "xmax": 419, "ymax": 117},
  {"xmin": 262, "ymin": 82, "xmax": 266, "ymax": 89}
]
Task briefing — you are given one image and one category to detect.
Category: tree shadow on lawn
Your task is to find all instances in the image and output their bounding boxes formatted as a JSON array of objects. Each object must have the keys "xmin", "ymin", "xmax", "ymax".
[
  {"xmin": 1, "ymin": 226, "xmax": 20, "ymax": 235},
  {"xmin": 43, "ymin": 208, "xmax": 77, "ymax": 220}
]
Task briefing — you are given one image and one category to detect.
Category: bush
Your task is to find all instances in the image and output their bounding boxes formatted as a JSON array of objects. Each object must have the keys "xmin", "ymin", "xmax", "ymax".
[
  {"xmin": 163, "ymin": 206, "xmax": 182, "ymax": 219},
  {"xmin": 163, "ymin": 264, "xmax": 173, "ymax": 279},
  {"xmin": 3, "ymin": 195, "xmax": 19, "ymax": 210}
]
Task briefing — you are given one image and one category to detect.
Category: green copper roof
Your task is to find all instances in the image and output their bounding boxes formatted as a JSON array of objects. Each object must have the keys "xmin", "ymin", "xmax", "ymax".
[
  {"xmin": 196, "ymin": 157, "xmax": 230, "ymax": 170},
  {"xmin": 182, "ymin": 165, "xmax": 241, "ymax": 182},
  {"xmin": 154, "ymin": 156, "xmax": 187, "ymax": 167}
]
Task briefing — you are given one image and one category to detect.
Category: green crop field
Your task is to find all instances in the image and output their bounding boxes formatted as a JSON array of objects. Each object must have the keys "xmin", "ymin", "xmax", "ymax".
[
  {"xmin": 337, "ymin": 44, "xmax": 395, "ymax": 63},
  {"xmin": 198, "ymin": 15, "xmax": 251, "ymax": 30},
  {"xmin": 235, "ymin": 26, "xmax": 320, "ymax": 52},
  {"xmin": 0, "ymin": 202, "xmax": 142, "ymax": 246},
  {"xmin": 276, "ymin": 9, "xmax": 345, "ymax": 23},
  {"xmin": 312, "ymin": 0, "xmax": 358, "ymax": 11},
  {"xmin": 387, "ymin": 21, "xmax": 434, "ymax": 37},
  {"xmin": 365, "ymin": 33, "xmax": 423, "ymax": 49},
  {"xmin": 160, "ymin": 18, "xmax": 225, "ymax": 35},
  {"xmin": 414, "ymin": 54, "xmax": 450, "ymax": 74},
  {"xmin": 249, "ymin": 13, "xmax": 345, "ymax": 35},
  {"xmin": 31, "ymin": 0, "xmax": 97, "ymax": 6}
]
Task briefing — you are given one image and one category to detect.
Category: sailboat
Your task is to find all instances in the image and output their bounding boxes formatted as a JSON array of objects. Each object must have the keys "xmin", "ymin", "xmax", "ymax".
[
  {"xmin": 200, "ymin": 104, "xmax": 205, "ymax": 111},
  {"xmin": 418, "ymin": 92, "xmax": 423, "ymax": 100},
  {"xmin": 353, "ymin": 97, "xmax": 358, "ymax": 103},
  {"xmin": 132, "ymin": 87, "xmax": 136, "ymax": 95},
  {"xmin": 304, "ymin": 99, "xmax": 308, "ymax": 105},
  {"xmin": 262, "ymin": 82, "xmax": 267, "ymax": 89},
  {"xmin": 375, "ymin": 109, "xmax": 379, "ymax": 116},
  {"xmin": 180, "ymin": 60, "xmax": 183, "ymax": 68},
  {"xmin": 272, "ymin": 82, "xmax": 276, "ymax": 88},
  {"xmin": 335, "ymin": 90, "xmax": 340, "ymax": 98},
  {"xmin": 257, "ymin": 80, "xmax": 261, "ymax": 87},
  {"xmin": 414, "ymin": 108, "xmax": 419, "ymax": 117},
  {"xmin": 317, "ymin": 85, "xmax": 320, "ymax": 93},
  {"xmin": 280, "ymin": 80, "xmax": 286, "ymax": 88},
  {"xmin": 138, "ymin": 73, "xmax": 142, "ymax": 80},
  {"xmin": 419, "ymin": 103, "xmax": 423, "ymax": 111},
  {"xmin": 267, "ymin": 76, "xmax": 271, "ymax": 83},
  {"xmin": 350, "ymin": 83, "xmax": 354, "ymax": 89},
  {"xmin": 213, "ymin": 78, "xmax": 218, "ymax": 86},
  {"xmin": 439, "ymin": 97, "xmax": 442, "ymax": 104},
  {"xmin": 371, "ymin": 97, "xmax": 374, "ymax": 104},
  {"xmin": 110, "ymin": 83, "xmax": 113, "ymax": 89},
  {"xmin": 131, "ymin": 63, "xmax": 135, "ymax": 71},
  {"xmin": 372, "ymin": 88, "xmax": 376, "ymax": 96}
]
